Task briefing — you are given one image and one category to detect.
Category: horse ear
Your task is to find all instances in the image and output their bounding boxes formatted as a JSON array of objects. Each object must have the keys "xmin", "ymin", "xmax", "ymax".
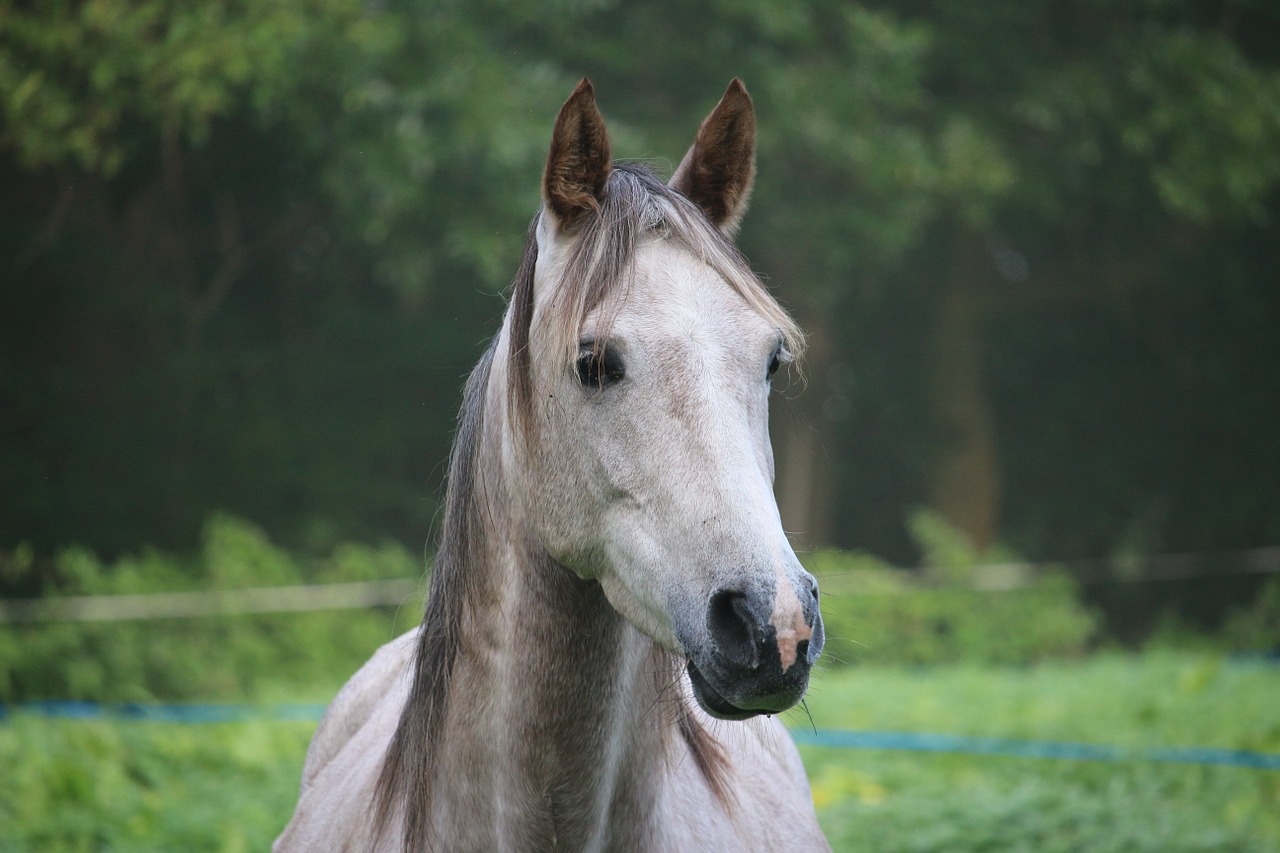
[
  {"xmin": 670, "ymin": 79, "xmax": 757, "ymax": 235},
  {"xmin": 543, "ymin": 79, "xmax": 612, "ymax": 231}
]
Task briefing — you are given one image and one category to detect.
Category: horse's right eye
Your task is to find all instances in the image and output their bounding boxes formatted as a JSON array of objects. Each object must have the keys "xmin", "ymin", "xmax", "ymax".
[{"xmin": 576, "ymin": 343, "xmax": 626, "ymax": 389}]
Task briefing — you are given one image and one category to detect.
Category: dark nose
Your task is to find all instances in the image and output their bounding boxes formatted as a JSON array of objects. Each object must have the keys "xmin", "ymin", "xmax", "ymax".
[
  {"xmin": 691, "ymin": 578, "xmax": 823, "ymax": 718},
  {"xmin": 705, "ymin": 579, "xmax": 823, "ymax": 676}
]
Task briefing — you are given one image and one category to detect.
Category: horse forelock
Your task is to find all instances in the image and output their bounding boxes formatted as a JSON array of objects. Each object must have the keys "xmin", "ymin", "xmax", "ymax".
[{"xmin": 508, "ymin": 162, "xmax": 804, "ymax": 438}]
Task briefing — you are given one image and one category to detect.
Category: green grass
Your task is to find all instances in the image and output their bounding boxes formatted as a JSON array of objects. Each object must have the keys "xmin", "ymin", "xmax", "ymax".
[
  {"xmin": 0, "ymin": 717, "xmax": 315, "ymax": 852},
  {"xmin": 792, "ymin": 653, "xmax": 1280, "ymax": 852},
  {"xmin": 1, "ymin": 653, "xmax": 1276, "ymax": 851}
]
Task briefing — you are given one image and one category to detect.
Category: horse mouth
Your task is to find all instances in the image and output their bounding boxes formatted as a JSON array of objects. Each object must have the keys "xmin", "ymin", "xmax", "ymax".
[{"xmin": 685, "ymin": 660, "xmax": 762, "ymax": 721}]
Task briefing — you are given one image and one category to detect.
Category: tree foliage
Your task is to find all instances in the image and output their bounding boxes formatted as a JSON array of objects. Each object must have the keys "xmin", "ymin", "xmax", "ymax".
[{"xmin": 2, "ymin": 0, "xmax": 1278, "ymax": 563}]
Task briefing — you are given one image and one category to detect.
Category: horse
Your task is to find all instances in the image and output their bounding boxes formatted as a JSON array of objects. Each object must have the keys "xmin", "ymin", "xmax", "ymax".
[{"xmin": 275, "ymin": 78, "xmax": 829, "ymax": 852}]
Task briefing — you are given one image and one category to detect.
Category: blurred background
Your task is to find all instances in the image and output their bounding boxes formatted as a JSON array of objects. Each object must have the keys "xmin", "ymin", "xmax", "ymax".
[
  {"xmin": 2, "ymin": 0, "xmax": 1279, "ymax": 849},
  {"xmin": 5, "ymin": 0, "xmax": 1280, "ymax": 570}
]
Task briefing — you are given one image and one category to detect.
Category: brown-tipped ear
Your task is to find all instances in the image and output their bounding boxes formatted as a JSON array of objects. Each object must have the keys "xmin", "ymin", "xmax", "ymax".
[
  {"xmin": 543, "ymin": 79, "xmax": 611, "ymax": 231},
  {"xmin": 670, "ymin": 78, "xmax": 757, "ymax": 235}
]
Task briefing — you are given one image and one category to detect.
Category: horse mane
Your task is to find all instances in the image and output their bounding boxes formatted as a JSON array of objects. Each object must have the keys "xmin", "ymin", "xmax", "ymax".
[
  {"xmin": 375, "ymin": 161, "xmax": 796, "ymax": 850},
  {"xmin": 372, "ymin": 340, "xmax": 496, "ymax": 849}
]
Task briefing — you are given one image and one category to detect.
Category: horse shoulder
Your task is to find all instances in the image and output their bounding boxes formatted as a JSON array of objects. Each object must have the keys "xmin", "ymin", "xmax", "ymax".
[
  {"xmin": 274, "ymin": 630, "xmax": 417, "ymax": 852},
  {"xmin": 298, "ymin": 629, "xmax": 417, "ymax": 793}
]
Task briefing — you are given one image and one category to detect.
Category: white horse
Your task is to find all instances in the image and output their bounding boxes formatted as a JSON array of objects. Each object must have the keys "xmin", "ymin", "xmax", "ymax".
[{"xmin": 276, "ymin": 79, "xmax": 829, "ymax": 852}]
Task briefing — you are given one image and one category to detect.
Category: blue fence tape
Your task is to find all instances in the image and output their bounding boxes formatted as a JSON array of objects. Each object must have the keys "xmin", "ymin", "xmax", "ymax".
[
  {"xmin": 0, "ymin": 701, "xmax": 328, "ymax": 724},
  {"xmin": 790, "ymin": 729, "xmax": 1280, "ymax": 770},
  {"xmin": 2, "ymin": 702, "xmax": 1277, "ymax": 771}
]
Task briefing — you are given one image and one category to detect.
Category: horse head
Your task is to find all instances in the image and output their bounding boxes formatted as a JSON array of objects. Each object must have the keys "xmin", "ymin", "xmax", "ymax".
[{"xmin": 500, "ymin": 79, "xmax": 824, "ymax": 720}]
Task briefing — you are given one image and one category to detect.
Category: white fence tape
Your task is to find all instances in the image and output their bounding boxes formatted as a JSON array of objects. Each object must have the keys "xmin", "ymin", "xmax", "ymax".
[
  {"xmin": 0, "ymin": 578, "xmax": 420, "ymax": 624},
  {"xmin": 3, "ymin": 546, "xmax": 1276, "ymax": 625}
]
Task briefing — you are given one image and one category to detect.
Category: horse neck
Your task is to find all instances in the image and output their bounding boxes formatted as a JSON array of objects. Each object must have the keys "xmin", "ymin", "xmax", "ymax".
[{"xmin": 440, "ymin": 369, "xmax": 672, "ymax": 848}]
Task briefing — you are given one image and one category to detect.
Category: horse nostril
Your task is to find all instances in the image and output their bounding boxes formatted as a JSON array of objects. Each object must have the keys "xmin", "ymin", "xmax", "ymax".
[
  {"xmin": 707, "ymin": 589, "xmax": 759, "ymax": 670},
  {"xmin": 802, "ymin": 576, "xmax": 821, "ymax": 623}
]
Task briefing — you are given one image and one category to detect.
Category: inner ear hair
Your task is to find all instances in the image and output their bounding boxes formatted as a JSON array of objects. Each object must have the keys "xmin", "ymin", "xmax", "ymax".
[
  {"xmin": 543, "ymin": 79, "xmax": 613, "ymax": 230},
  {"xmin": 669, "ymin": 78, "xmax": 757, "ymax": 235}
]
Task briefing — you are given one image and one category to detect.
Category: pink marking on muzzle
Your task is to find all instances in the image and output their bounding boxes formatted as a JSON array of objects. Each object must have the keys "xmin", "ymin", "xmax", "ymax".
[{"xmin": 770, "ymin": 583, "xmax": 813, "ymax": 672}]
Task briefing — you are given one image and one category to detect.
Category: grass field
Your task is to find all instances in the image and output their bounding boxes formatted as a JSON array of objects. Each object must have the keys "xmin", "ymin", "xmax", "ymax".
[
  {"xmin": 798, "ymin": 653, "xmax": 1280, "ymax": 852},
  {"xmin": 1, "ymin": 652, "xmax": 1277, "ymax": 852}
]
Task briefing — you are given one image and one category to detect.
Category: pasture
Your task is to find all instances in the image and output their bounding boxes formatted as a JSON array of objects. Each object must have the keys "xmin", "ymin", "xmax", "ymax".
[{"xmin": 3, "ymin": 652, "xmax": 1276, "ymax": 852}]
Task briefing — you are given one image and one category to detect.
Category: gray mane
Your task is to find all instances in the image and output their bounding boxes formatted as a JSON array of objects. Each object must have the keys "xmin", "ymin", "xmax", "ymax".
[{"xmin": 373, "ymin": 341, "xmax": 496, "ymax": 848}]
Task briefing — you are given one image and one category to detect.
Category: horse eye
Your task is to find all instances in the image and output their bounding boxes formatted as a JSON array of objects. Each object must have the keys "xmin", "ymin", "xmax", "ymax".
[
  {"xmin": 767, "ymin": 341, "xmax": 789, "ymax": 380},
  {"xmin": 576, "ymin": 342, "xmax": 626, "ymax": 389}
]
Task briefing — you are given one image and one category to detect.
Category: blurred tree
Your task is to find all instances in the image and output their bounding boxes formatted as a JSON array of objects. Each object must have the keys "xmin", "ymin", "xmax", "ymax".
[
  {"xmin": 880, "ymin": 0, "xmax": 1280, "ymax": 552},
  {"xmin": 679, "ymin": 0, "xmax": 1280, "ymax": 555},
  {"xmin": 524, "ymin": 0, "xmax": 1280, "ymax": 555},
  {"xmin": 0, "ymin": 0, "xmax": 580, "ymax": 553},
  {"xmin": 2, "ymin": 0, "xmax": 1278, "ymax": 565}
]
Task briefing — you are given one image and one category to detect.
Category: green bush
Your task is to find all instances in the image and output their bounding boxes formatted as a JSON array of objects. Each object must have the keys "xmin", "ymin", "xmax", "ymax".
[
  {"xmin": 808, "ymin": 551, "xmax": 1096, "ymax": 667},
  {"xmin": 805, "ymin": 514, "xmax": 1097, "ymax": 666},
  {"xmin": 1134, "ymin": 575, "xmax": 1280, "ymax": 656},
  {"xmin": 0, "ymin": 515, "xmax": 423, "ymax": 703},
  {"xmin": 0, "ymin": 714, "xmax": 316, "ymax": 852},
  {"xmin": 1223, "ymin": 576, "xmax": 1280, "ymax": 654}
]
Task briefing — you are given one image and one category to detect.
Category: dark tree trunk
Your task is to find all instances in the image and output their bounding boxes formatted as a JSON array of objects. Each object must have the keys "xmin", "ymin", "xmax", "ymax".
[
  {"xmin": 774, "ymin": 320, "xmax": 836, "ymax": 551},
  {"xmin": 925, "ymin": 245, "xmax": 1001, "ymax": 551}
]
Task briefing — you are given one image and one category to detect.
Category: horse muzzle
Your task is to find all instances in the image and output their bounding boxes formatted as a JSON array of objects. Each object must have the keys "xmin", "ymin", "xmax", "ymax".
[{"xmin": 684, "ymin": 578, "xmax": 824, "ymax": 721}]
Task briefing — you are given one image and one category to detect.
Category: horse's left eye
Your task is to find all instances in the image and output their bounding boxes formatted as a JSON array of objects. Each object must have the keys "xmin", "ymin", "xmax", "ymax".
[{"xmin": 576, "ymin": 342, "xmax": 626, "ymax": 389}]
